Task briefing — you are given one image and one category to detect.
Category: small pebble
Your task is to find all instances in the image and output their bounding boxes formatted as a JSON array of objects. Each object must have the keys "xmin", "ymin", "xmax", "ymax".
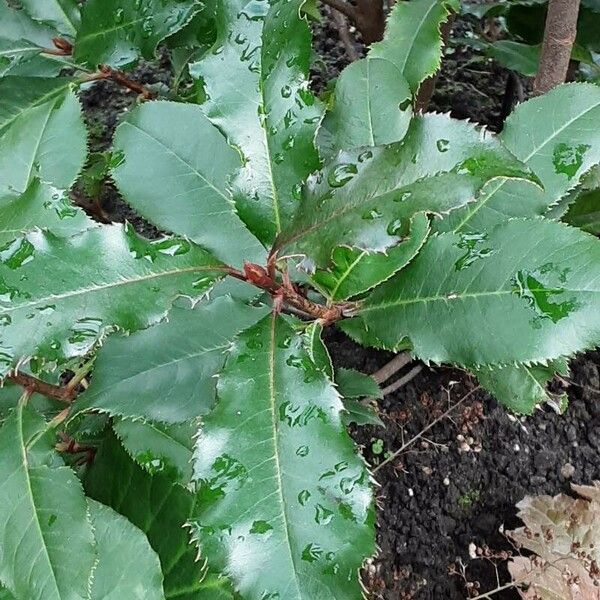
[{"xmin": 561, "ymin": 463, "xmax": 576, "ymax": 479}]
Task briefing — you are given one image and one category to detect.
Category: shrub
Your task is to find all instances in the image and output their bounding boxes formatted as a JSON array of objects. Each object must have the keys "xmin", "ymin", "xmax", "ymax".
[{"xmin": 0, "ymin": 0, "xmax": 599, "ymax": 597}]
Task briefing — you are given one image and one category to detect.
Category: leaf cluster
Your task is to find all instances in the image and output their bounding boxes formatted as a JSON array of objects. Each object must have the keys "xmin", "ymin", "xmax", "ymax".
[{"xmin": 0, "ymin": 0, "xmax": 599, "ymax": 597}]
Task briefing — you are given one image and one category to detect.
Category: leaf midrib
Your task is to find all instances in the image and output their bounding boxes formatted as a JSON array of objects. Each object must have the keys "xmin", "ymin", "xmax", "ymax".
[
  {"xmin": 454, "ymin": 95, "xmax": 600, "ymax": 232},
  {"xmin": 268, "ymin": 314, "xmax": 302, "ymax": 598},
  {"xmin": 0, "ymin": 82, "xmax": 71, "ymax": 134},
  {"xmin": 89, "ymin": 340, "xmax": 229, "ymax": 401},
  {"xmin": 16, "ymin": 403, "xmax": 62, "ymax": 599},
  {"xmin": 0, "ymin": 264, "xmax": 219, "ymax": 315},
  {"xmin": 119, "ymin": 121, "xmax": 232, "ymax": 204},
  {"xmin": 76, "ymin": 16, "xmax": 146, "ymax": 45},
  {"xmin": 391, "ymin": 0, "xmax": 441, "ymax": 77},
  {"xmin": 360, "ymin": 285, "xmax": 599, "ymax": 313},
  {"xmin": 279, "ymin": 168, "xmax": 471, "ymax": 252},
  {"xmin": 329, "ymin": 250, "xmax": 368, "ymax": 301}
]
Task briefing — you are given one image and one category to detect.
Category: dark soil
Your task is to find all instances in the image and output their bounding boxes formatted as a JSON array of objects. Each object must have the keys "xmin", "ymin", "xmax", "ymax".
[
  {"xmin": 327, "ymin": 328, "xmax": 600, "ymax": 599},
  {"xmin": 73, "ymin": 10, "xmax": 600, "ymax": 600}
]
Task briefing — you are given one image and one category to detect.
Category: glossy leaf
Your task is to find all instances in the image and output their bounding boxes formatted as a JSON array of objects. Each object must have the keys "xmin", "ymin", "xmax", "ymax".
[
  {"xmin": 277, "ymin": 113, "xmax": 537, "ymax": 268},
  {"xmin": 0, "ymin": 381, "xmax": 57, "ymax": 424},
  {"xmin": 0, "ymin": 88, "xmax": 87, "ymax": 194},
  {"xmin": 344, "ymin": 219, "xmax": 600, "ymax": 366},
  {"xmin": 564, "ymin": 188, "xmax": 600, "ymax": 234},
  {"xmin": 475, "ymin": 359, "xmax": 569, "ymax": 415},
  {"xmin": 0, "ymin": 224, "xmax": 223, "ymax": 375},
  {"xmin": 445, "ymin": 83, "xmax": 600, "ymax": 233},
  {"xmin": 486, "ymin": 40, "xmax": 540, "ymax": 76},
  {"xmin": 190, "ymin": 314, "xmax": 374, "ymax": 599},
  {"xmin": 75, "ymin": 0, "xmax": 203, "ymax": 68},
  {"xmin": 370, "ymin": 0, "xmax": 457, "ymax": 93},
  {"xmin": 303, "ymin": 321, "xmax": 334, "ymax": 380},
  {"xmin": 336, "ymin": 368, "xmax": 382, "ymax": 400},
  {"xmin": 0, "ymin": 40, "xmax": 66, "ymax": 78},
  {"xmin": 190, "ymin": 0, "xmax": 322, "ymax": 245},
  {"xmin": 88, "ymin": 499, "xmax": 165, "ymax": 600},
  {"xmin": 114, "ymin": 418, "xmax": 196, "ymax": 485},
  {"xmin": 0, "ymin": 586, "xmax": 15, "ymax": 599},
  {"xmin": 319, "ymin": 59, "xmax": 412, "ymax": 156},
  {"xmin": 311, "ymin": 212, "xmax": 430, "ymax": 301},
  {"xmin": 17, "ymin": 0, "xmax": 80, "ymax": 37},
  {"xmin": 75, "ymin": 296, "xmax": 269, "ymax": 423},
  {"xmin": 0, "ymin": 401, "xmax": 96, "ymax": 600},
  {"xmin": 0, "ymin": 180, "xmax": 94, "ymax": 246},
  {"xmin": 0, "ymin": 76, "xmax": 73, "ymax": 135},
  {"xmin": 112, "ymin": 101, "xmax": 265, "ymax": 266},
  {"xmin": 0, "ymin": 1, "xmax": 56, "ymax": 48},
  {"xmin": 85, "ymin": 431, "xmax": 235, "ymax": 600},
  {"xmin": 341, "ymin": 399, "xmax": 385, "ymax": 428}
]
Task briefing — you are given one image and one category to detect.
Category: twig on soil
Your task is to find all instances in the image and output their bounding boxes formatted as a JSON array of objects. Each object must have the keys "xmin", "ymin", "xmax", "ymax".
[
  {"xmin": 84, "ymin": 65, "xmax": 157, "ymax": 100},
  {"xmin": 381, "ymin": 365, "xmax": 424, "ymax": 396},
  {"xmin": 373, "ymin": 386, "xmax": 480, "ymax": 473},
  {"xmin": 558, "ymin": 375, "xmax": 600, "ymax": 395},
  {"xmin": 371, "ymin": 353, "xmax": 412, "ymax": 384},
  {"xmin": 332, "ymin": 9, "xmax": 360, "ymax": 62}
]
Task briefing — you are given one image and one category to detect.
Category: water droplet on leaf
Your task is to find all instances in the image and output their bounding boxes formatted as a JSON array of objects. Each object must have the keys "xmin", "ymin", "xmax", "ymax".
[{"xmin": 328, "ymin": 163, "xmax": 358, "ymax": 188}]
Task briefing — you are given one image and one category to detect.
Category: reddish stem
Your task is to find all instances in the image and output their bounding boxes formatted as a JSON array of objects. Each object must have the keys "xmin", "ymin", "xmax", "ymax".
[
  {"xmin": 85, "ymin": 65, "xmax": 156, "ymax": 100},
  {"xmin": 8, "ymin": 372, "xmax": 75, "ymax": 403},
  {"xmin": 234, "ymin": 262, "xmax": 347, "ymax": 324}
]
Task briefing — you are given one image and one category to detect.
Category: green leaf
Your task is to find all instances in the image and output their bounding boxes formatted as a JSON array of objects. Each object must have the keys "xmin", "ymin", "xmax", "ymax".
[
  {"xmin": 75, "ymin": 0, "xmax": 203, "ymax": 68},
  {"xmin": 112, "ymin": 101, "xmax": 265, "ymax": 266},
  {"xmin": 0, "ymin": 76, "xmax": 73, "ymax": 135},
  {"xmin": 311, "ymin": 212, "xmax": 430, "ymax": 301},
  {"xmin": 0, "ymin": 381, "xmax": 58, "ymax": 425},
  {"xmin": 0, "ymin": 1, "xmax": 56, "ymax": 47},
  {"xmin": 336, "ymin": 368, "xmax": 382, "ymax": 399},
  {"xmin": 475, "ymin": 359, "xmax": 569, "ymax": 415},
  {"xmin": 564, "ymin": 188, "xmax": 600, "ymax": 234},
  {"xmin": 370, "ymin": 0, "xmax": 456, "ymax": 93},
  {"xmin": 0, "ymin": 586, "xmax": 15, "ymax": 599},
  {"xmin": 341, "ymin": 399, "xmax": 384, "ymax": 428},
  {"xmin": 0, "ymin": 180, "xmax": 94, "ymax": 246},
  {"xmin": 190, "ymin": 314, "xmax": 375, "ymax": 599},
  {"xmin": 343, "ymin": 218, "xmax": 600, "ymax": 366},
  {"xmin": 113, "ymin": 418, "xmax": 196, "ymax": 485},
  {"xmin": 0, "ymin": 40, "xmax": 66, "ymax": 78},
  {"xmin": 0, "ymin": 87, "xmax": 87, "ymax": 194},
  {"xmin": 319, "ymin": 57, "xmax": 412, "ymax": 156},
  {"xmin": 277, "ymin": 113, "xmax": 537, "ymax": 268},
  {"xmin": 85, "ymin": 431, "xmax": 234, "ymax": 600},
  {"xmin": 88, "ymin": 499, "xmax": 165, "ymax": 600},
  {"xmin": 190, "ymin": 0, "xmax": 323, "ymax": 245},
  {"xmin": 0, "ymin": 224, "xmax": 223, "ymax": 376},
  {"xmin": 75, "ymin": 295, "xmax": 268, "ymax": 423},
  {"xmin": 0, "ymin": 401, "xmax": 96, "ymax": 600},
  {"xmin": 444, "ymin": 83, "xmax": 600, "ymax": 233},
  {"xmin": 302, "ymin": 321, "xmax": 335, "ymax": 380},
  {"xmin": 17, "ymin": 0, "xmax": 80, "ymax": 37},
  {"xmin": 583, "ymin": 0, "xmax": 600, "ymax": 12},
  {"xmin": 547, "ymin": 165, "xmax": 600, "ymax": 221},
  {"xmin": 486, "ymin": 41, "xmax": 540, "ymax": 76}
]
